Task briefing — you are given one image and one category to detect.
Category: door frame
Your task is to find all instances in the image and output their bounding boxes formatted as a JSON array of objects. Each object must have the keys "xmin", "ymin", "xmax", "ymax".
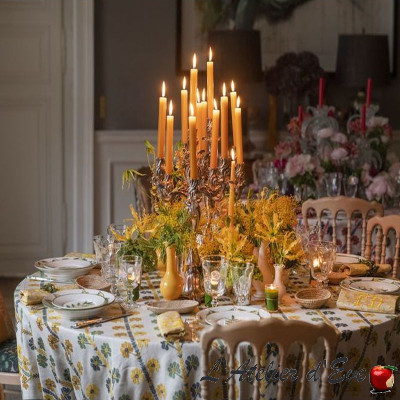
[{"xmin": 63, "ymin": 0, "xmax": 94, "ymax": 253}]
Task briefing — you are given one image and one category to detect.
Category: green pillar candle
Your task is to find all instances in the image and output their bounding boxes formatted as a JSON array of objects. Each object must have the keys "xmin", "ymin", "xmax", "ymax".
[{"xmin": 265, "ymin": 284, "xmax": 279, "ymax": 312}]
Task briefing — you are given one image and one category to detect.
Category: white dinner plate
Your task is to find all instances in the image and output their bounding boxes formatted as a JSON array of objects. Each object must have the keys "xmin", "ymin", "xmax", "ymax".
[
  {"xmin": 206, "ymin": 310, "xmax": 261, "ymax": 326},
  {"xmin": 340, "ymin": 277, "xmax": 400, "ymax": 294},
  {"xmin": 196, "ymin": 306, "xmax": 270, "ymax": 325},
  {"xmin": 335, "ymin": 253, "xmax": 366, "ymax": 265},
  {"xmin": 35, "ymin": 257, "xmax": 96, "ymax": 280},
  {"xmin": 51, "ymin": 292, "xmax": 108, "ymax": 310}
]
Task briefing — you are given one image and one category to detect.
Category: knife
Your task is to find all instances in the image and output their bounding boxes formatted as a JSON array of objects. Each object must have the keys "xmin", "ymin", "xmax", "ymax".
[
  {"xmin": 71, "ymin": 312, "xmax": 133, "ymax": 329},
  {"xmin": 27, "ymin": 275, "xmax": 73, "ymax": 283}
]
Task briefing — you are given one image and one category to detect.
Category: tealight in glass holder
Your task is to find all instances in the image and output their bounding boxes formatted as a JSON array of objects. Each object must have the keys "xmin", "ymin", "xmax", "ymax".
[
  {"xmin": 265, "ymin": 284, "xmax": 279, "ymax": 312},
  {"xmin": 120, "ymin": 255, "xmax": 143, "ymax": 310}
]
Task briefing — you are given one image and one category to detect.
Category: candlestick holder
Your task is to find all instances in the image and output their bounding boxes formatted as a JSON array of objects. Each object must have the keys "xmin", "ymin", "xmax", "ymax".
[
  {"xmin": 152, "ymin": 157, "xmax": 165, "ymax": 200},
  {"xmin": 219, "ymin": 157, "xmax": 231, "ymax": 192},
  {"xmin": 235, "ymin": 163, "xmax": 246, "ymax": 199}
]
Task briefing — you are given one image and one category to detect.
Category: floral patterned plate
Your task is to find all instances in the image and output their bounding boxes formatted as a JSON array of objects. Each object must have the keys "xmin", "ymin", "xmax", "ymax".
[
  {"xmin": 340, "ymin": 277, "xmax": 400, "ymax": 294},
  {"xmin": 35, "ymin": 257, "xmax": 96, "ymax": 280},
  {"xmin": 196, "ymin": 306, "xmax": 270, "ymax": 325}
]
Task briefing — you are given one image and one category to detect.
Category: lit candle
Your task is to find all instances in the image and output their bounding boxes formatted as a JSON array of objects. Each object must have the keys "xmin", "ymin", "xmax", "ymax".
[
  {"xmin": 196, "ymin": 89, "xmax": 202, "ymax": 149},
  {"xmin": 230, "ymin": 80, "xmax": 237, "ymax": 147},
  {"xmin": 210, "ymin": 270, "xmax": 220, "ymax": 286},
  {"xmin": 181, "ymin": 77, "xmax": 188, "ymax": 143},
  {"xmin": 189, "ymin": 104, "xmax": 197, "ymax": 179},
  {"xmin": 220, "ymin": 83, "xmax": 229, "ymax": 159},
  {"xmin": 318, "ymin": 77, "xmax": 324, "ymax": 108},
  {"xmin": 200, "ymin": 88, "xmax": 208, "ymax": 152},
  {"xmin": 190, "ymin": 54, "xmax": 198, "ymax": 115},
  {"xmin": 265, "ymin": 284, "xmax": 279, "ymax": 312},
  {"xmin": 157, "ymin": 81, "xmax": 167, "ymax": 159},
  {"xmin": 234, "ymin": 97, "xmax": 243, "ymax": 164},
  {"xmin": 366, "ymin": 78, "xmax": 372, "ymax": 107},
  {"xmin": 165, "ymin": 100, "xmax": 174, "ymax": 175},
  {"xmin": 207, "ymin": 47, "xmax": 214, "ymax": 119},
  {"xmin": 228, "ymin": 148, "xmax": 236, "ymax": 226},
  {"xmin": 210, "ymin": 99, "xmax": 220, "ymax": 169},
  {"xmin": 361, "ymin": 104, "xmax": 366, "ymax": 137}
]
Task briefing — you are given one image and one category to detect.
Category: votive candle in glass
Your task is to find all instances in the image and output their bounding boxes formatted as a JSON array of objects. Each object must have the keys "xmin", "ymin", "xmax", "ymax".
[{"xmin": 265, "ymin": 284, "xmax": 279, "ymax": 312}]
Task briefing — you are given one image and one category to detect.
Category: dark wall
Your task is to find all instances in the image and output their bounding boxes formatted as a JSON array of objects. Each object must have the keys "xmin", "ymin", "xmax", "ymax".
[{"xmin": 95, "ymin": 0, "xmax": 400, "ymax": 131}]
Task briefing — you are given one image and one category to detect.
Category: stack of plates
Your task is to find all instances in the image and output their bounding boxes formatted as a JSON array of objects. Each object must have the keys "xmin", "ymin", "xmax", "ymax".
[
  {"xmin": 340, "ymin": 277, "xmax": 400, "ymax": 295},
  {"xmin": 35, "ymin": 257, "xmax": 96, "ymax": 281},
  {"xmin": 196, "ymin": 306, "xmax": 270, "ymax": 326},
  {"xmin": 43, "ymin": 289, "xmax": 115, "ymax": 319}
]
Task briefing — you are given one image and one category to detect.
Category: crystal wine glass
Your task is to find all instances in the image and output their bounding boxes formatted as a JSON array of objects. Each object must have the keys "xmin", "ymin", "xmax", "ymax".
[
  {"xmin": 308, "ymin": 241, "xmax": 336, "ymax": 287},
  {"xmin": 202, "ymin": 255, "xmax": 228, "ymax": 307}
]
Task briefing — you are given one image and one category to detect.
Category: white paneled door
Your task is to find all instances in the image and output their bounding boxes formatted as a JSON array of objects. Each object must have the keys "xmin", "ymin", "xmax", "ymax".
[{"xmin": 0, "ymin": 0, "xmax": 63, "ymax": 276}]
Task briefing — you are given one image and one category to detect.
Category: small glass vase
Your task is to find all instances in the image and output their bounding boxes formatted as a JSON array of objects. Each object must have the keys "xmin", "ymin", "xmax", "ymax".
[
  {"xmin": 272, "ymin": 264, "xmax": 286, "ymax": 303},
  {"xmin": 325, "ymin": 172, "xmax": 343, "ymax": 197},
  {"xmin": 344, "ymin": 175, "xmax": 359, "ymax": 198}
]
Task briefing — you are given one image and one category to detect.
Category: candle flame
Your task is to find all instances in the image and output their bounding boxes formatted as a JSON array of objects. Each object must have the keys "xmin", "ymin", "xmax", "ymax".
[
  {"xmin": 231, "ymin": 80, "xmax": 235, "ymax": 92},
  {"xmin": 169, "ymin": 100, "xmax": 173, "ymax": 116},
  {"xmin": 269, "ymin": 284, "xmax": 276, "ymax": 290},
  {"xmin": 209, "ymin": 47, "xmax": 212, "ymax": 62},
  {"xmin": 193, "ymin": 53, "xmax": 197, "ymax": 69},
  {"xmin": 236, "ymin": 96, "xmax": 240, "ymax": 108},
  {"xmin": 202, "ymin": 88, "xmax": 206, "ymax": 102},
  {"xmin": 214, "ymin": 99, "xmax": 218, "ymax": 110},
  {"xmin": 313, "ymin": 258, "xmax": 319, "ymax": 268},
  {"xmin": 197, "ymin": 88, "xmax": 200, "ymax": 103},
  {"xmin": 182, "ymin": 76, "xmax": 186, "ymax": 90},
  {"xmin": 222, "ymin": 82, "xmax": 226, "ymax": 96},
  {"xmin": 231, "ymin": 148, "xmax": 236, "ymax": 160},
  {"xmin": 162, "ymin": 81, "xmax": 166, "ymax": 97},
  {"xmin": 190, "ymin": 103, "xmax": 194, "ymax": 116}
]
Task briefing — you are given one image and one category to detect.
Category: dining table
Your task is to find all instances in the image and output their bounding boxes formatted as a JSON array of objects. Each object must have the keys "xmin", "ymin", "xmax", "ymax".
[{"xmin": 15, "ymin": 268, "xmax": 400, "ymax": 400}]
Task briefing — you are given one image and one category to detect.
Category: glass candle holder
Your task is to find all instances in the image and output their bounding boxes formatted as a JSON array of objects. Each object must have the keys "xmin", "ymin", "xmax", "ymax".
[
  {"xmin": 265, "ymin": 284, "xmax": 279, "ymax": 312},
  {"xmin": 120, "ymin": 255, "xmax": 143, "ymax": 310}
]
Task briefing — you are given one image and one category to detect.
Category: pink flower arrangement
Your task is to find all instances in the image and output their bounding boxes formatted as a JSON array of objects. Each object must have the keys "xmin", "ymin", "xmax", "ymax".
[
  {"xmin": 317, "ymin": 127, "xmax": 334, "ymax": 139},
  {"xmin": 365, "ymin": 172, "xmax": 396, "ymax": 201},
  {"xmin": 331, "ymin": 132, "xmax": 348, "ymax": 144},
  {"xmin": 285, "ymin": 154, "xmax": 315, "ymax": 179},
  {"xmin": 274, "ymin": 141, "xmax": 294, "ymax": 158},
  {"xmin": 330, "ymin": 147, "xmax": 348, "ymax": 162}
]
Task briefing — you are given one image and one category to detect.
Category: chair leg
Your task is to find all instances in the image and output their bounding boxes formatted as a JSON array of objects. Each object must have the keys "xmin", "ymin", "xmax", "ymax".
[{"xmin": 0, "ymin": 384, "xmax": 4, "ymax": 400}]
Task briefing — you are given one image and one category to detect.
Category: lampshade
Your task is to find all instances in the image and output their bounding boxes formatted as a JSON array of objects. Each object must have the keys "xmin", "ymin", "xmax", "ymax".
[
  {"xmin": 208, "ymin": 30, "xmax": 262, "ymax": 82},
  {"xmin": 336, "ymin": 34, "xmax": 390, "ymax": 86}
]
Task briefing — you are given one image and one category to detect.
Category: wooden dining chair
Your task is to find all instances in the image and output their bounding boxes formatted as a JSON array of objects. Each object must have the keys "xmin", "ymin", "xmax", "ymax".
[
  {"xmin": 0, "ymin": 292, "xmax": 20, "ymax": 400},
  {"xmin": 365, "ymin": 215, "xmax": 400, "ymax": 279},
  {"xmin": 302, "ymin": 196, "xmax": 383, "ymax": 256},
  {"xmin": 200, "ymin": 318, "xmax": 337, "ymax": 400}
]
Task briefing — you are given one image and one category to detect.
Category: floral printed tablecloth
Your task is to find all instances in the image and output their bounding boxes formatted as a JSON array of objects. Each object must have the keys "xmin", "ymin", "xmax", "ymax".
[{"xmin": 15, "ymin": 272, "xmax": 400, "ymax": 400}]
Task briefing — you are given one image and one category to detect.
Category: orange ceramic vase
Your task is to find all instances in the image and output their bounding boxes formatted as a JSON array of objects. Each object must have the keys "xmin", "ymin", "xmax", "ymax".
[{"xmin": 160, "ymin": 246, "xmax": 183, "ymax": 300}]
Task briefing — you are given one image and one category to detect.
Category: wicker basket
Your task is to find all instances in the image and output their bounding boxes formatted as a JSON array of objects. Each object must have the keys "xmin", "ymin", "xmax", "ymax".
[
  {"xmin": 295, "ymin": 288, "xmax": 331, "ymax": 309},
  {"xmin": 75, "ymin": 274, "xmax": 111, "ymax": 292}
]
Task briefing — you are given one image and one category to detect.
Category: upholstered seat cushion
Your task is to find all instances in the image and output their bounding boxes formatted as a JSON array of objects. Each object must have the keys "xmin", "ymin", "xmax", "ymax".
[{"xmin": 0, "ymin": 338, "xmax": 19, "ymax": 373}]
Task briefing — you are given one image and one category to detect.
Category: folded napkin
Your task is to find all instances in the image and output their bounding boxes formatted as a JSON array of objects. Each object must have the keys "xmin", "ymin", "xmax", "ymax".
[
  {"xmin": 20, "ymin": 289, "xmax": 47, "ymax": 305},
  {"xmin": 328, "ymin": 271, "xmax": 347, "ymax": 285},
  {"xmin": 337, "ymin": 288, "xmax": 399, "ymax": 314},
  {"xmin": 339, "ymin": 263, "xmax": 392, "ymax": 277},
  {"xmin": 157, "ymin": 311, "xmax": 185, "ymax": 339}
]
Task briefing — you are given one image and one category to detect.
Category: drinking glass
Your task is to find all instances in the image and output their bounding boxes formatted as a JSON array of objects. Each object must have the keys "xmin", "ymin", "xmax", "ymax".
[
  {"xmin": 93, "ymin": 235, "xmax": 111, "ymax": 264},
  {"xmin": 106, "ymin": 241, "xmax": 123, "ymax": 302},
  {"xmin": 108, "ymin": 224, "xmax": 130, "ymax": 242},
  {"xmin": 119, "ymin": 255, "xmax": 143, "ymax": 310},
  {"xmin": 307, "ymin": 241, "xmax": 336, "ymax": 287},
  {"xmin": 230, "ymin": 262, "xmax": 254, "ymax": 306},
  {"xmin": 344, "ymin": 175, "xmax": 359, "ymax": 198},
  {"xmin": 202, "ymin": 255, "xmax": 228, "ymax": 307}
]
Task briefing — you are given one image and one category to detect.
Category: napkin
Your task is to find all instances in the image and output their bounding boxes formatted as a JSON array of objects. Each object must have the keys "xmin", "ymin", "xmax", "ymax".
[
  {"xmin": 19, "ymin": 289, "xmax": 47, "ymax": 305},
  {"xmin": 337, "ymin": 288, "xmax": 400, "ymax": 314},
  {"xmin": 157, "ymin": 311, "xmax": 185, "ymax": 339},
  {"xmin": 339, "ymin": 263, "xmax": 392, "ymax": 277}
]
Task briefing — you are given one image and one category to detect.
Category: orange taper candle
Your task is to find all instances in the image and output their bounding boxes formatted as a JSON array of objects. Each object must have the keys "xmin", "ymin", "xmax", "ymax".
[
  {"xmin": 190, "ymin": 54, "xmax": 198, "ymax": 115},
  {"xmin": 207, "ymin": 47, "xmax": 214, "ymax": 119},
  {"xmin": 181, "ymin": 77, "xmax": 188, "ymax": 143},
  {"xmin": 189, "ymin": 104, "xmax": 197, "ymax": 179},
  {"xmin": 228, "ymin": 148, "xmax": 236, "ymax": 225},
  {"xmin": 210, "ymin": 99, "xmax": 220, "ymax": 169},
  {"xmin": 230, "ymin": 80, "xmax": 237, "ymax": 147},
  {"xmin": 157, "ymin": 81, "xmax": 167, "ymax": 158},
  {"xmin": 220, "ymin": 83, "xmax": 229, "ymax": 159},
  {"xmin": 165, "ymin": 100, "xmax": 174, "ymax": 175},
  {"xmin": 235, "ymin": 96, "xmax": 243, "ymax": 164}
]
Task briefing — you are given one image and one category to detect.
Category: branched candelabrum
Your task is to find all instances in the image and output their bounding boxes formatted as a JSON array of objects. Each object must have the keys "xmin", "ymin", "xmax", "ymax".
[{"xmin": 235, "ymin": 163, "xmax": 246, "ymax": 199}]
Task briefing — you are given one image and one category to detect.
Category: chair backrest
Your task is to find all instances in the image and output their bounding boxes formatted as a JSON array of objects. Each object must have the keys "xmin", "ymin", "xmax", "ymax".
[
  {"xmin": 201, "ymin": 318, "xmax": 337, "ymax": 400},
  {"xmin": 365, "ymin": 215, "xmax": 400, "ymax": 278},
  {"xmin": 302, "ymin": 196, "xmax": 383, "ymax": 256}
]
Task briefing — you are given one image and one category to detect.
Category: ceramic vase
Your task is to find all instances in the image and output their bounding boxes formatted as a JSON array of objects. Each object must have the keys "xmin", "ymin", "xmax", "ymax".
[
  {"xmin": 257, "ymin": 241, "xmax": 275, "ymax": 285},
  {"xmin": 160, "ymin": 246, "xmax": 183, "ymax": 300},
  {"xmin": 273, "ymin": 264, "xmax": 286, "ymax": 303}
]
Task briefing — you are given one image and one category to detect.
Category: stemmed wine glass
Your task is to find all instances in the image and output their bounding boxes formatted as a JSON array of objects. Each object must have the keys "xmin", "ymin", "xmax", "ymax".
[
  {"xmin": 202, "ymin": 255, "xmax": 228, "ymax": 307},
  {"xmin": 307, "ymin": 241, "xmax": 336, "ymax": 287},
  {"xmin": 119, "ymin": 255, "xmax": 143, "ymax": 310}
]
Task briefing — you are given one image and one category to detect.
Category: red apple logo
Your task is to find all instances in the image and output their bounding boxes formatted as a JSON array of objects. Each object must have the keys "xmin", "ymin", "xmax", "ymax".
[{"xmin": 370, "ymin": 365, "xmax": 398, "ymax": 393}]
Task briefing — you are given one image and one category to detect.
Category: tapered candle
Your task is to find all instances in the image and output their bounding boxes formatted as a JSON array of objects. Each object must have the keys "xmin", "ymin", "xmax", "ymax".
[
  {"xmin": 196, "ymin": 89, "xmax": 202, "ymax": 148},
  {"xmin": 228, "ymin": 148, "xmax": 236, "ymax": 226},
  {"xmin": 298, "ymin": 105, "xmax": 303, "ymax": 125},
  {"xmin": 189, "ymin": 104, "xmax": 197, "ymax": 179},
  {"xmin": 234, "ymin": 97, "xmax": 243, "ymax": 164},
  {"xmin": 230, "ymin": 80, "xmax": 237, "ymax": 147},
  {"xmin": 190, "ymin": 54, "xmax": 198, "ymax": 115},
  {"xmin": 207, "ymin": 47, "xmax": 214, "ymax": 119},
  {"xmin": 210, "ymin": 99, "xmax": 220, "ymax": 169},
  {"xmin": 181, "ymin": 77, "xmax": 188, "ymax": 143},
  {"xmin": 361, "ymin": 104, "xmax": 366, "ymax": 137},
  {"xmin": 200, "ymin": 88, "xmax": 208, "ymax": 152},
  {"xmin": 366, "ymin": 78, "xmax": 372, "ymax": 107},
  {"xmin": 220, "ymin": 83, "xmax": 229, "ymax": 159},
  {"xmin": 157, "ymin": 81, "xmax": 167, "ymax": 158},
  {"xmin": 165, "ymin": 101, "xmax": 174, "ymax": 175},
  {"xmin": 318, "ymin": 77, "xmax": 324, "ymax": 108}
]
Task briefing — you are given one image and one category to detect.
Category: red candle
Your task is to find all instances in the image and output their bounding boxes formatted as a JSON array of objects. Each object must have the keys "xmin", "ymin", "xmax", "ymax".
[
  {"xmin": 361, "ymin": 104, "xmax": 366, "ymax": 137},
  {"xmin": 318, "ymin": 77, "xmax": 324, "ymax": 108},
  {"xmin": 366, "ymin": 78, "xmax": 372, "ymax": 107},
  {"xmin": 298, "ymin": 105, "xmax": 303, "ymax": 125}
]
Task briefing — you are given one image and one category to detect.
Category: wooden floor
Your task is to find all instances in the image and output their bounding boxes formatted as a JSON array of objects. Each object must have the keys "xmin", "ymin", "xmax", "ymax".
[{"xmin": 0, "ymin": 278, "xmax": 23, "ymax": 400}]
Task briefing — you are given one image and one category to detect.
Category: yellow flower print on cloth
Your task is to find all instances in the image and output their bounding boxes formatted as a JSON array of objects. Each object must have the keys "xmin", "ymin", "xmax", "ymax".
[
  {"xmin": 146, "ymin": 358, "xmax": 160, "ymax": 374},
  {"xmin": 86, "ymin": 383, "xmax": 99, "ymax": 400},
  {"xmin": 120, "ymin": 342, "xmax": 133, "ymax": 358},
  {"xmin": 131, "ymin": 368, "xmax": 144, "ymax": 384}
]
